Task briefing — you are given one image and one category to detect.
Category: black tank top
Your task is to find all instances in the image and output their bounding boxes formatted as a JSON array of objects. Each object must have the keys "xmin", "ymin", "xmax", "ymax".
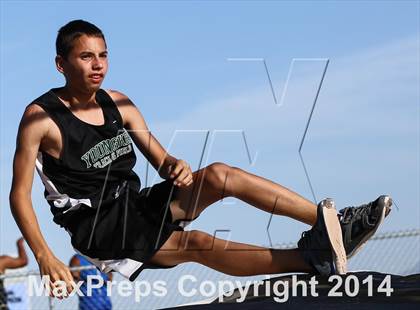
[{"xmin": 32, "ymin": 88, "xmax": 140, "ymax": 221}]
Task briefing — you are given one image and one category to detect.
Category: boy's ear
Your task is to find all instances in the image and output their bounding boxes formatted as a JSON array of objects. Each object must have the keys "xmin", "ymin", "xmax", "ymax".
[{"xmin": 55, "ymin": 55, "xmax": 65, "ymax": 74}]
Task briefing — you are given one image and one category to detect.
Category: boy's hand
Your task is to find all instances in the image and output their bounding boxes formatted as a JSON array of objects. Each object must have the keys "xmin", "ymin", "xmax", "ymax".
[
  {"xmin": 37, "ymin": 254, "xmax": 74, "ymax": 299},
  {"xmin": 168, "ymin": 159, "xmax": 193, "ymax": 187}
]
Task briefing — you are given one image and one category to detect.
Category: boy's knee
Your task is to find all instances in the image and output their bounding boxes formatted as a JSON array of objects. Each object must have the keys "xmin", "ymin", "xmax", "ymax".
[
  {"xmin": 185, "ymin": 230, "xmax": 214, "ymax": 251},
  {"xmin": 204, "ymin": 162, "xmax": 232, "ymax": 188}
]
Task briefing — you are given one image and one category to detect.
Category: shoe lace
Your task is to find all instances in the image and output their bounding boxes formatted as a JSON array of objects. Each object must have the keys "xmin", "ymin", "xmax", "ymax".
[
  {"xmin": 299, "ymin": 228, "xmax": 322, "ymax": 249},
  {"xmin": 340, "ymin": 202, "xmax": 373, "ymax": 224},
  {"xmin": 299, "ymin": 230, "xmax": 311, "ymax": 248}
]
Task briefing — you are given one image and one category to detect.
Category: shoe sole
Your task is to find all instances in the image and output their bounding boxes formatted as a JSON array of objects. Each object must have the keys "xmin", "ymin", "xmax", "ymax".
[
  {"xmin": 320, "ymin": 198, "xmax": 348, "ymax": 275},
  {"xmin": 347, "ymin": 195, "xmax": 392, "ymax": 259}
]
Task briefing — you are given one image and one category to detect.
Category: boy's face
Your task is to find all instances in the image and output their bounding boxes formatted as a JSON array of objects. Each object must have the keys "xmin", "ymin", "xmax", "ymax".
[{"xmin": 56, "ymin": 34, "xmax": 108, "ymax": 93}]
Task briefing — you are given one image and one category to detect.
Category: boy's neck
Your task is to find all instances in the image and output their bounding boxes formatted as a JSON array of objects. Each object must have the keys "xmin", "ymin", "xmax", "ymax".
[{"xmin": 59, "ymin": 84, "xmax": 98, "ymax": 106}]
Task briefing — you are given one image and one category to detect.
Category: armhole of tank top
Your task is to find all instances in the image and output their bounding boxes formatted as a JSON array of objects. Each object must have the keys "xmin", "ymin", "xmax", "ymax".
[
  {"xmin": 31, "ymin": 102, "xmax": 68, "ymax": 163},
  {"xmin": 98, "ymin": 89, "xmax": 124, "ymax": 128}
]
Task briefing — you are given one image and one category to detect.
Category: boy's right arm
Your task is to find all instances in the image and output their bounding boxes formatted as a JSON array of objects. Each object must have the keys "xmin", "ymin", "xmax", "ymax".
[{"xmin": 9, "ymin": 104, "xmax": 73, "ymax": 296}]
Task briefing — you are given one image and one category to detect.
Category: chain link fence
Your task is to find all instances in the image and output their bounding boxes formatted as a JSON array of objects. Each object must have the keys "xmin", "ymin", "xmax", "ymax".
[{"xmin": 1, "ymin": 228, "xmax": 419, "ymax": 310}]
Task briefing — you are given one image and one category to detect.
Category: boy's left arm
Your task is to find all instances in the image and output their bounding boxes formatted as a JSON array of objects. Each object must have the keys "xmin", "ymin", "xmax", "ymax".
[{"xmin": 107, "ymin": 90, "xmax": 193, "ymax": 187}]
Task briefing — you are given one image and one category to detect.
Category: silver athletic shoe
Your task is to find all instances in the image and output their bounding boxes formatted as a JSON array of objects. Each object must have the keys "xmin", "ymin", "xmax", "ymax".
[
  {"xmin": 339, "ymin": 195, "xmax": 392, "ymax": 259},
  {"xmin": 298, "ymin": 198, "xmax": 347, "ymax": 276}
]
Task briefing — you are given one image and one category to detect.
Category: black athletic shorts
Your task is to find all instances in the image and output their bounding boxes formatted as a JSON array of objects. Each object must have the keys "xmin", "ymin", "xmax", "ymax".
[{"xmin": 58, "ymin": 179, "xmax": 185, "ymax": 280}]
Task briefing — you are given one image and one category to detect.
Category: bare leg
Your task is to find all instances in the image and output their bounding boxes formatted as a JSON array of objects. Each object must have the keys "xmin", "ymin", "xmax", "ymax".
[
  {"xmin": 152, "ymin": 163, "xmax": 318, "ymax": 276},
  {"xmin": 228, "ymin": 166, "xmax": 317, "ymax": 225},
  {"xmin": 170, "ymin": 162, "xmax": 317, "ymax": 226},
  {"xmin": 149, "ymin": 230, "xmax": 313, "ymax": 276}
]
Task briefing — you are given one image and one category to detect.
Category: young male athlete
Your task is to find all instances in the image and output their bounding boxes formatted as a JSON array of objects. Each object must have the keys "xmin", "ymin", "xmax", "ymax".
[{"xmin": 9, "ymin": 20, "xmax": 392, "ymax": 296}]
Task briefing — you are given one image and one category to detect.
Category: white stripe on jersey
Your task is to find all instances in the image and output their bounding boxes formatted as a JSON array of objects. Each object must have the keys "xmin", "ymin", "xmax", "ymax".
[{"xmin": 35, "ymin": 152, "xmax": 92, "ymax": 213}]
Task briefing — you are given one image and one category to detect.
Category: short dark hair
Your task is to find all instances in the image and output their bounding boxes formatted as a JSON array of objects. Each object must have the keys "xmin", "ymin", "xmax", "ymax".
[{"xmin": 56, "ymin": 20, "xmax": 106, "ymax": 59}]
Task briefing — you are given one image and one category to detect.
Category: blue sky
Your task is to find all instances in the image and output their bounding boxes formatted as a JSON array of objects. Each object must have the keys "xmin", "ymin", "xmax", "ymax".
[{"xmin": 1, "ymin": 0, "xmax": 419, "ymax": 271}]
